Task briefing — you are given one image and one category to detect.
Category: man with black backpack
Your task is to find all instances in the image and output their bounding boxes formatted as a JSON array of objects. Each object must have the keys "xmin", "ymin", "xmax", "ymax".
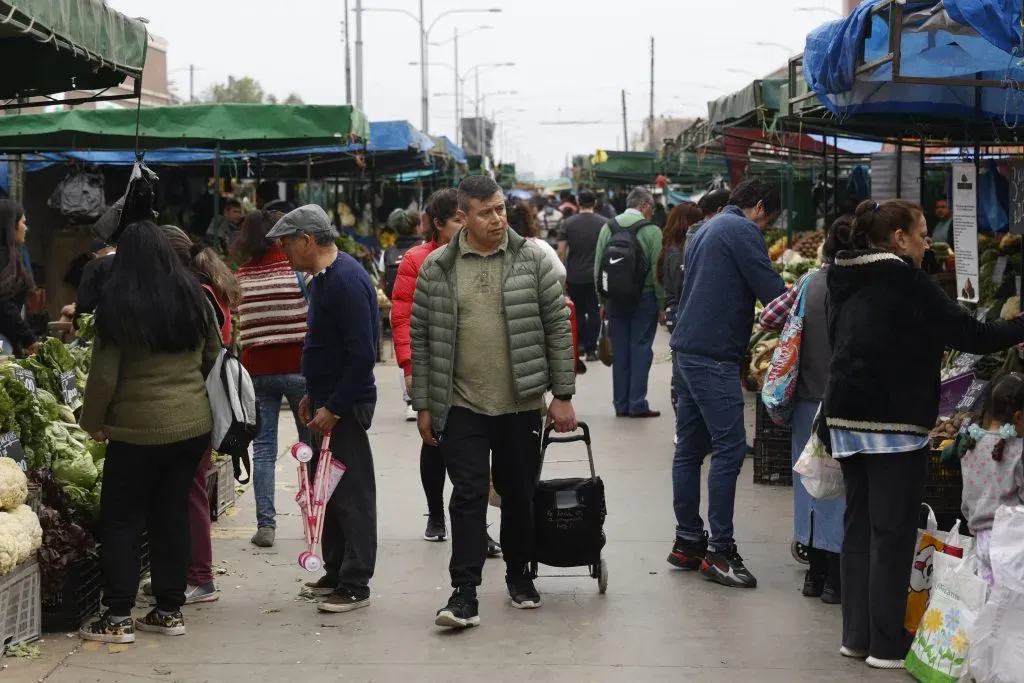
[{"xmin": 593, "ymin": 186, "xmax": 663, "ymax": 418}]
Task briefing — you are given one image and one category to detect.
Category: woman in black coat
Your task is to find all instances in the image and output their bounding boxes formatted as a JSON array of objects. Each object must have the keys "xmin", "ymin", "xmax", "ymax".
[
  {"xmin": 822, "ymin": 199, "xmax": 1024, "ymax": 669},
  {"xmin": 0, "ymin": 200, "xmax": 35, "ymax": 356}
]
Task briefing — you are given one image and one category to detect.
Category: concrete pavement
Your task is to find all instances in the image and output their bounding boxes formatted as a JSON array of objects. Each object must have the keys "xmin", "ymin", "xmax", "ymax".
[{"xmin": 6, "ymin": 331, "xmax": 905, "ymax": 682}]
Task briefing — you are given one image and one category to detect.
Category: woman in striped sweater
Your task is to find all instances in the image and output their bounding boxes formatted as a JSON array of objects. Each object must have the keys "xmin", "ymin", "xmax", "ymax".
[{"xmin": 234, "ymin": 210, "xmax": 312, "ymax": 548}]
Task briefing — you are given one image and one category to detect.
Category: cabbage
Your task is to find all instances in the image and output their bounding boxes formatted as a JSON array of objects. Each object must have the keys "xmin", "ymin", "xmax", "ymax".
[
  {"xmin": 87, "ymin": 440, "xmax": 106, "ymax": 464},
  {"xmin": 53, "ymin": 452, "xmax": 98, "ymax": 490}
]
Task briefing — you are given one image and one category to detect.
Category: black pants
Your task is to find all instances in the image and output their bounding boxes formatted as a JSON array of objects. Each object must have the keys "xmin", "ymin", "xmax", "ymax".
[
  {"xmin": 441, "ymin": 406, "xmax": 542, "ymax": 587},
  {"xmin": 839, "ymin": 449, "xmax": 928, "ymax": 660},
  {"xmin": 420, "ymin": 443, "xmax": 446, "ymax": 517},
  {"xmin": 311, "ymin": 402, "xmax": 378, "ymax": 598},
  {"xmin": 100, "ymin": 434, "xmax": 209, "ymax": 614},
  {"xmin": 567, "ymin": 282, "xmax": 600, "ymax": 353}
]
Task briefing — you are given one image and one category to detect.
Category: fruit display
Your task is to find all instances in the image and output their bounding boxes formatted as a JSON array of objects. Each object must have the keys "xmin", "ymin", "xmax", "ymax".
[
  {"xmin": 746, "ymin": 326, "xmax": 779, "ymax": 390},
  {"xmin": 791, "ymin": 231, "xmax": 826, "ymax": 260},
  {"xmin": 767, "ymin": 236, "xmax": 788, "ymax": 262},
  {"xmin": 930, "ymin": 411, "xmax": 973, "ymax": 449}
]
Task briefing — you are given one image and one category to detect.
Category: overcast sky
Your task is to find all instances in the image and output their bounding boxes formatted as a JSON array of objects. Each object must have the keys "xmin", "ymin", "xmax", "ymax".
[{"xmin": 109, "ymin": 0, "xmax": 843, "ymax": 178}]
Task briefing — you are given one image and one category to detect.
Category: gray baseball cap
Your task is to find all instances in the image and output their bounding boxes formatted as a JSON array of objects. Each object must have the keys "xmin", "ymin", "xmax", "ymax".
[{"xmin": 266, "ymin": 204, "xmax": 338, "ymax": 239}]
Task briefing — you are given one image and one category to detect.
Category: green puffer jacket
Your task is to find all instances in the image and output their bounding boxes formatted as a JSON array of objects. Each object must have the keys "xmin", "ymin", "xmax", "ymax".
[{"xmin": 410, "ymin": 228, "xmax": 575, "ymax": 432}]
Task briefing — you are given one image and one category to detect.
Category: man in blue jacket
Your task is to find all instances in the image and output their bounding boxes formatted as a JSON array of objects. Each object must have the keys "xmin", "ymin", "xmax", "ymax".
[
  {"xmin": 269, "ymin": 205, "xmax": 380, "ymax": 614},
  {"xmin": 667, "ymin": 179, "xmax": 785, "ymax": 589}
]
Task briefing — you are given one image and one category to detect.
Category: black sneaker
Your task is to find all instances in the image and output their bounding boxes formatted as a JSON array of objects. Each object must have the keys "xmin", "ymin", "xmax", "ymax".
[
  {"xmin": 317, "ymin": 590, "xmax": 370, "ymax": 613},
  {"xmin": 136, "ymin": 609, "xmax": 186, "ymax": 636},
  {"xmin": 506, "ymin": 575, "xmax": 542, "ymax": 609},
  {"xmin": 487, "ymin": 534, "xmax": 502, "ymax": 558},
  {"xmin": 79, "ymin": 611, "xmax": 135, "ymax": 644},
  {"xmin": 802, "ymin": 570, "xmax": 825, "ymax": 598},
  {"xmin": 700, "ymin": 545, "xmax": 758, "ymax": 588},
  {"xmin": 435, "ymin": 586, "xmax": 480, "ymax": 628},
  {"xmin": 423, "ymin": 514, "xmax": 447, "ymax": 542},
  {"xmin": 304, "ymin": 575, "xmax": 336, "ymax": 597},
  {"xmin": 585, "ymin": 351, "xmax": 599, "ymax": 363},
  {"xmin": 667, "ymin": 533, "xmax": 707, "ymax": 570},
  {"xmin": 821, "ymin": 578, "xmax": 841, "ymax": 605}
]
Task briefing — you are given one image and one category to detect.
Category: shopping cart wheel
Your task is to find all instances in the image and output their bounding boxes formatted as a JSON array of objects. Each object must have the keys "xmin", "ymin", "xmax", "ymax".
[
  {"xmin": 597, "ymin": 559, "xmax": 608, "ymax": 594},
  {"xmin": 791, "ymin": 540, "xmax": 810, "ymax": 565}
]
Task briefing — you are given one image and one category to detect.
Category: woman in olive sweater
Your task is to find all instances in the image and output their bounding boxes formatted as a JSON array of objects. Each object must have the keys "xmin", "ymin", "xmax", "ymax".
[{"xmin": 79, "ymin": 221, "xmax": 221, "ymax": 644}]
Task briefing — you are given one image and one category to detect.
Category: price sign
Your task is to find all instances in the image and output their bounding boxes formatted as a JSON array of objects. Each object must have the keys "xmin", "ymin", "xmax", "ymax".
[
  {"xmin": 58, "ymin": 370, "xmax": 79, "ymax": 408},
  {"xmin": 956, "ymin": 379, "xmax": 990, "ymax": 413},
  {"xmin": 0, "ymin": 432, "xmax": 26, "ymax": 469},
  {"xmin": 13, "ymin": 367, "xmax": 35, "ymax": 395}
]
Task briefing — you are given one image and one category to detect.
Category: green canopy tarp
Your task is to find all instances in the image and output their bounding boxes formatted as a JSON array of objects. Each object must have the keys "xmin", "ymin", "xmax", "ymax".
[
  {"xmin": 0, "ymin": 0, "xmax": 148, "ymax": 101},
  {"xmin": 707, "ymin": 78, "xmax": 787, "ymax": 129},
  {"xmin": 0, "ymin": 103, "xmax": 371, "ymax": 151}
]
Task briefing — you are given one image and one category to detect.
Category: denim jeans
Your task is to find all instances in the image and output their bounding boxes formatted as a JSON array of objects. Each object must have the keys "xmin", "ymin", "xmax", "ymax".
[
  {"xmin": 671, "ymin": 353, "xmax": 747, "ymax": 551},
  {"xmin": 606, "ymin": 292, "xmax": 659, "ymax": 415},
  {"xmin": 252, "ymin": 373, "xmax": 311, "ymax": 529}
]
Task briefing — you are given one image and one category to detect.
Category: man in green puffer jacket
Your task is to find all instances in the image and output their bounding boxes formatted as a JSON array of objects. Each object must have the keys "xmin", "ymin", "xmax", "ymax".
[{"xmin": 410, "ymin": 175, "xmax": 577, "ymax": 631}]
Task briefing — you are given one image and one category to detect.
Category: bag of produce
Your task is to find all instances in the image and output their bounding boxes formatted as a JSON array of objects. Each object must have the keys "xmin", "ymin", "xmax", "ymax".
[{"xmin": 792, "ymin": 410, "xmax": 844, "ymax": 500}]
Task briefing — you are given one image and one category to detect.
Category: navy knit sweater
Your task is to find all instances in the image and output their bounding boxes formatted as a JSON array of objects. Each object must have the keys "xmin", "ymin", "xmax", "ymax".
[
  {"xmin": 302, "ymin": 251, "xmax": 379, "ymax": 415},
  {"xmin": 670, "ymin": 206, "xmax": 785, "ymax": 362}
]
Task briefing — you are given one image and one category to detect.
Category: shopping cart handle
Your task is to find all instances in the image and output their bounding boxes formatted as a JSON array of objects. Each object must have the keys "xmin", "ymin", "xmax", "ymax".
[{"xmin": 543, "ymin": 421, "xmax": 590, "ymax": 445}]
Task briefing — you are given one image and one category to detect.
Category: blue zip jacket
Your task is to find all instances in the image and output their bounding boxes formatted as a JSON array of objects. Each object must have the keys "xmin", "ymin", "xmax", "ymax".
[{"xmin": 670, "ymin": 206, "xmax": 785, "ymax": 362}]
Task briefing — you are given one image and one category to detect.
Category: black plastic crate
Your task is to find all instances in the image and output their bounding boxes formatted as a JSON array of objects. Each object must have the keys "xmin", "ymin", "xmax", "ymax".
[
  {"xmin": 41, "ymin": 553, "xmax": 101, "ymax": 633},
  {"xmin": 753, "ymin": 437, "xmax": 793, "ymax": 486},
  {"xmin": 755, "ymin": 399, "xmax": 793, "ymax": 441},
  {"xmin": 207, "ymin": 467, "xmax": 220, "ymax": 522},
  {"xmin": 924, "ymin": 450, "xmax": 964, "ymax": 529}
]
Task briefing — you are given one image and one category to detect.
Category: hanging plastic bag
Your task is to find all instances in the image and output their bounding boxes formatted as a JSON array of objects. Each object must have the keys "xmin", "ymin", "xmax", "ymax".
[
  {"xmin": 761, "ymin": 273, "xmax": 813, "ymax": 425},
  {"xmin": 47, "ymin": 170, "xmax": 106, "ymax": 222},
  {"xmin": 905, "ymin": 551, "xmax": 988, "ymax": 683},
  {"xmin": 93, "ymin": 158, "xmax": 159, "ymax": 244},
  {"xmin": 907, "ymin": 509, "xmax": 973, "ymax": 634},
  {"xmin": 969, "ymin": 585, "xmax": 1024, "ymax": 682},
  {"xmin": 792, "ymin": 427, "xmax": 844, "ymax": 500}
]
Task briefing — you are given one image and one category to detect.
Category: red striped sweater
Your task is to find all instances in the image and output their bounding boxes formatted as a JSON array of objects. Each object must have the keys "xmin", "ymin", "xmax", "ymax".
[{"xmin": 236, "ymin": 245, "xmax": 308, "ymax": 377}]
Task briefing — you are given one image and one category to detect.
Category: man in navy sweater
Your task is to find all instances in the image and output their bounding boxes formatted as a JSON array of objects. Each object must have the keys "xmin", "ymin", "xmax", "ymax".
[
  {"xmin": 667, "ymin": 179, "xmax": 785, "ymax": 589},
  {"xmin": 269, "ymin": 205, "xmax": 379, "ymax": 614}
]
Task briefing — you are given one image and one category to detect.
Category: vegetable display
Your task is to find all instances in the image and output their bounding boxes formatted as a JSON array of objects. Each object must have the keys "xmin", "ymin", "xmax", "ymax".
[{"xmin": 0, "ymin": 457, "xmax": 43, "ymax": 576}]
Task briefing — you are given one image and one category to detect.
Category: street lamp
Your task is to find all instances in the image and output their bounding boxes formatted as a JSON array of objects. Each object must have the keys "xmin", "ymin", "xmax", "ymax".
[
  {"xmin": 357, "ymin": 4, "xmax": 502, "ymax": 132},
  {"xmin": 412, "ymin": 60, "xmax": 514, "ymax": 145}
]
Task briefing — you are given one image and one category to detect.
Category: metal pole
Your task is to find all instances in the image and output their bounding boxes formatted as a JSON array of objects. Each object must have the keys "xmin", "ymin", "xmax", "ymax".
[
  {"xmin": 419, "ymin": 0, "xmax": 429, "ymax": 132},
  {"xmin": 212, "ymin": 144, "xmax": 221, "ymax": 241},
  {"xmin": 189, "ymin": 64, "xmax": 194, "ymax": 102},
  {"xmin": 621, "ymin": 89, "xmax": 629, "ymax": 152},
  {"xmin": 343, "ymin": 0, "xmax": 352, "ymax": 105},
  {"xmin": 453, "ymin": 28, "xmax": 460, "ymax": 146},
  {"xmin": 475, "ymin": 69, "xmax": 482, "ymax": 156},
  {"xmin": 355, "ymin": 0, "xmax": 364, "ymax": 109},
  {"xmin": 648, "ymin": 36, "xmax": 655, "ymax": 152}
]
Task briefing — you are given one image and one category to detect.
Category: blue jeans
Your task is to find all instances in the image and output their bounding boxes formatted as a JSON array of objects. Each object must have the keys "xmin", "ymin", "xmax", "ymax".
[
  {"xmin": 671, "ymin": 353, "xmax": 746, "ymax": 551},
  {"xmin": 252, "ymin": 374, "xmax": 311, "ymax": 529},
  {"xmin": 607, "ymin": 292, "xmax": 659, "ymax": 415}
]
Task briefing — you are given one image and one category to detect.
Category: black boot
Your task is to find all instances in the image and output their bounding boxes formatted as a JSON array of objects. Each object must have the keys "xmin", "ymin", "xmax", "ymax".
[
  {"xmin": 802, "ymin": 547, "xmax": 827, "ymax": 597},
  {"xmin": 821, "ymin": 551, "xmax": 841, "ymax": 604}
]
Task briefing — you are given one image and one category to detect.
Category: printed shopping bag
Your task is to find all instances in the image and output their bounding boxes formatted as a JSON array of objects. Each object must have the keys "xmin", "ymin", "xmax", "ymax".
[
  {"xmin": 792, "ymin": 412, "xmax": 844, "ymax": 500},
  {"xmin": 907, "ymin": 508, "xmax": 971, "ymax": 634},
  {"xmin": 905, "ymin": 551, "xmax": 988, "ymax": 683},
  {"xmin": 761, "ymin": 273, "xmax": 813, "ymax": 425}
]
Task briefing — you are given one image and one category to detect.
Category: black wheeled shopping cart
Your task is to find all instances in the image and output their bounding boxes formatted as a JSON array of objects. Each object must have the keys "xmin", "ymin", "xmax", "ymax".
[{"xmin": 530, "ymin": 422, "xmax": 608, "ymax": 594}]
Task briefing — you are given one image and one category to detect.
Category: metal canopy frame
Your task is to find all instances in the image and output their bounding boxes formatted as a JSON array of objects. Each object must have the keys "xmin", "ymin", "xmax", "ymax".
[{"xmin": 0, "ymin": 78, "xmax": 142, "ymax": 111}]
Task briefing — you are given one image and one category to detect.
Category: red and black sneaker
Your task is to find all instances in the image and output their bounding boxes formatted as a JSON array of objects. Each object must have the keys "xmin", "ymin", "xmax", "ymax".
[
  {"xmin": 667, "ymin": 533, "xmax": 708, "ymax": 570},
  {"xmin": 700, "ymin": 545, "xmax": 758, "ymax": 589}
]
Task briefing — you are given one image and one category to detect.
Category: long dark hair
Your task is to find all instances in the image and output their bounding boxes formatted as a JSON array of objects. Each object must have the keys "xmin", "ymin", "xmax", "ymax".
[
  {"xmin": 656, "ymin": 202, "xmax": 701, "ymax": 285},
  {"xmin": 0, "ymin": 199, "xmax": 30, "ymax": 292},
  {"xmin": 507, "ymin": 199, "xmax": 538, "ymax": 238},
  {"xmin": 424, "ymin": 188, "xmax": 458, "ymax": 242},
  {"xmin": 232, "ymin": 210, "xmax": 276, "ymax": 263},
  {"xmin": 96, "ymin": 221, "xmax": 211, "ymax": 352},
  {"xmin": 160, "ymin": 224, "xmax": 241, "ymax": 309},
  {"xmin": 852, "ymin": 199, "xmax": 923, "ymax": 250}
]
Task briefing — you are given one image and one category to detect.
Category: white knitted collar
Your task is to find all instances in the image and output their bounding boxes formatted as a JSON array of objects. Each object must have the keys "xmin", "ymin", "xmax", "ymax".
[{"xmin": 833, "ymin": 251, "xmax": 907, "ymax": 268}]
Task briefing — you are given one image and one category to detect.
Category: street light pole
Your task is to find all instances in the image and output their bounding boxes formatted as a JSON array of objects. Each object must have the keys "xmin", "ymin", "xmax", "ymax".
[
  {"xmin": 475, "ymin": 68, "xmax": 481, "ymax": 156},
  {"xmin": 343, "ymin": 0, "xmax": 352, "ymax": 104},
  {"xmin": 355, "ymin": 0, "xmax": 364, "ymax": 108},
  {"xmin": 419, "ymin": 0, "xmax": 428, "ymax": 132},
  {"xmin": 453, "ymin": 27, "xmax": 459, "ymax": 145}
]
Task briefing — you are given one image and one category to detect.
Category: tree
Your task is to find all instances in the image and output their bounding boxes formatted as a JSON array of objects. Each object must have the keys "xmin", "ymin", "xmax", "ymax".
[{"xmin": 201, "ymin": 76, "xmax": 305, "ymax": 105}]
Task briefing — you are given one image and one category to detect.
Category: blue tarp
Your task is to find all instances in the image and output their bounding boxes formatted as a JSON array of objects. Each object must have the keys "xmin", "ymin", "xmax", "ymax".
[{"xmin": 803, "ymin": 0, "xmax": 1024, "ymax": 121}]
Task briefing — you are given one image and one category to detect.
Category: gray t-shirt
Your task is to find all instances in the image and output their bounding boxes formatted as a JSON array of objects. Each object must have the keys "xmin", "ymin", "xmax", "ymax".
[{"xmin": 559, "ymin": 211, "xmax": 607, "ymax": 285}]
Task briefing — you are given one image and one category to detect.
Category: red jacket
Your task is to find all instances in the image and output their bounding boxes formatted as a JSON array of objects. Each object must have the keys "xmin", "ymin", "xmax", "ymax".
[{"xmin": 391, "ymin": 239, "xmax": 440, "ymax": 375}]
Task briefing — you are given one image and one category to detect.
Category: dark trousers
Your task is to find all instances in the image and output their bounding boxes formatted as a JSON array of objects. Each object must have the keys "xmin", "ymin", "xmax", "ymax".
[
  {"xmin": 186, "ymin": 447, "xmax": 213, "ymax": 586},
  {"xmin": 441, "ymin": 406, "xmax": 542, "ymax": 587},
  {"xmin": 420, "ymin": 443, "xmax": 446, "ymax": 517},
  {"xmin": 839, "ymin": 449, "xmax": 928, "ymax": 660},
  {"xmin": 311, "ymin": 402, "xmax": 378, "ymax": 598},
  {"xmin": 100, "ymin": 434, "xmax": 209, "ymax": 614},
  {"xmin": 567, "ymin": 281, "xmax": 600, "ymax": 353}
]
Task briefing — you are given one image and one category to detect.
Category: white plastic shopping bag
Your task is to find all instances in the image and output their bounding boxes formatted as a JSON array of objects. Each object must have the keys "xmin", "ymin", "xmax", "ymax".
[
  {"xmin": 792, "ymin": 431, "xmax": 844, "ymax": 499},
  {"xmin": 905, "ymin": 551, "xmax": 988, "ymax": 683},
  {"xmin": 989, "ymin": 505, "xmax": 1024, "ymax": 592},
  {"xmin": 969, "ymin": 585, "xmax": 1024, "ymax": 683},
  {"xmin": 907, "ymin": 507, "xmax": 973, "ymax": 634}
]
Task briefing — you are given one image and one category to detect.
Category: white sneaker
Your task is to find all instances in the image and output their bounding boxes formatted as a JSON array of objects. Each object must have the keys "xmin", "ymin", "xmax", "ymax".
[
  {"xmin": 839, "ymin": 646, "xmax": 868, "ymax": 659},
  {"xmin": 865, "ymin": 656, "xmax": 904, "ymax": 670},
  {"xmin": 405, "ymin": 404, "xmax": 417, "ymax": 422}
]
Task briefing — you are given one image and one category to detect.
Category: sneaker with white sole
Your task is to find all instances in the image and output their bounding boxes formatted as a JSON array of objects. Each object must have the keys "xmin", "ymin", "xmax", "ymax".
[
  {"xmin": 866, "ymin": 656, "xmax": 904, "ymax": 670},
  {"xmin": 423, "ymin": 514, "xmax": 447, "ymax": 541},
  {"xmin": 303, "ymin": 575, "xmax": 337, "ymax": 597},
  {"xmin": 184, "ymin": 582, "xmax": 219, "ymax": 604},
  {"xmin": 839, "ymin": 646, "xmax": 868, "ymax": 659},
  {"xmin": 317, "ymin": 591, "xmax": 370, "ymax": 613},
  {"xmin": 506, "ymin": 575, "xmax": 542, "ymax": 609},
  {"xmin": 405, "ymin": 404, "xmax": 417, "ymax": 422},
  {"xmin": 136, "ymin": 609, "xmax": 186, "ymax": 636},
  {"xmin": 435, "ymin": 586, "xmax": 479, "ymax": 629},
  {"xmin": 79, "ymin": 611, "xmax": 135, "ymax": 644}
]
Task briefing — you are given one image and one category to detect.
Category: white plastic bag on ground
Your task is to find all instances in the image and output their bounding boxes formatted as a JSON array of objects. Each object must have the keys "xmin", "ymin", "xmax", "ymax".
[
  {"xmin": 969, "ymin": 585, "xmax": 1024, "ymax": 683},
  {"xmin": 989, "ymin": 505, "xmax": 1024, "ymax": 592},
  {"xmin": 792, "ymin": 431, "xmax": 844, "ymax": 499}
]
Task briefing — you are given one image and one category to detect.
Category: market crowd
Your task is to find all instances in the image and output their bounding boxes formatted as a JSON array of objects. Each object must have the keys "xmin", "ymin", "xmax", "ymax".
[{"xmin": 3, "ymin": 170, "xmax": 1023, "ymax": 675}]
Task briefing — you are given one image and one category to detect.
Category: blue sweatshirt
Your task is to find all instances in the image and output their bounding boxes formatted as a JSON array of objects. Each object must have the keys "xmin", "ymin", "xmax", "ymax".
[
  {"xmin": 302, "ymin": 251, "xmax": 379, "ymax": 415},
  {"xmin": 670, "ymin": 206, "xmax": 785, "ymax": 362}
]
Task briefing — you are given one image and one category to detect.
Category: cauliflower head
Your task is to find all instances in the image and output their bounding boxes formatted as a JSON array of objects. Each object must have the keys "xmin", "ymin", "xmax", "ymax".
[
  {"xmin": 0, "ymin": 457, "xmax": 28, "ymax": 510},
  {"xmin": 0, "ymin": 511, "xmax": 29, "ymax": 572},
  {"xmin": 10, "ymin": 505, "xmax": 41, "ymax": 554}
]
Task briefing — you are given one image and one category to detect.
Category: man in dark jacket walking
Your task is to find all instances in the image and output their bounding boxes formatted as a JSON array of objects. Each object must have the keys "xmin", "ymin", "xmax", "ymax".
[
  {"xmin": 269, "ymin": 205, "xmax": 379, "ymax": 615},
  {"xmin": 667, "ymin": 179, "xmax": 785, "ymax": 589}
]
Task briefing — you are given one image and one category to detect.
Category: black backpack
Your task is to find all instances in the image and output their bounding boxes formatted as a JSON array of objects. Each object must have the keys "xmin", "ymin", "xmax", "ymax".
[
  {"xmin": 597, "ymin": 218, "xmax": 652, "ymax": 305},
  {"xmin": 383, "ymin": 239, "xmax": 421, "ymax": 300}
]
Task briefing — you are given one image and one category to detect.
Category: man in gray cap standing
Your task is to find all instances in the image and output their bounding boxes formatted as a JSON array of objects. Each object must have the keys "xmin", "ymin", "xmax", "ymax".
[{"xmin": 267, "ymin": 205, "xmax": 379, "ymax": 614}]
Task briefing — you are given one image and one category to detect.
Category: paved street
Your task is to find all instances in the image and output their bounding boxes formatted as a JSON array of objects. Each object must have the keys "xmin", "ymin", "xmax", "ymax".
[{"xmin": 8, "ymin": 331, "xmax": 905, "ymax": 682}]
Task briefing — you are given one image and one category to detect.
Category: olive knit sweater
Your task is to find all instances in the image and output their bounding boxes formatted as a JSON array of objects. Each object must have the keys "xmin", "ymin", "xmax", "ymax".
[{"xmin": 79, "ymin": 320, "xmax": 222, "ymax": 446}]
